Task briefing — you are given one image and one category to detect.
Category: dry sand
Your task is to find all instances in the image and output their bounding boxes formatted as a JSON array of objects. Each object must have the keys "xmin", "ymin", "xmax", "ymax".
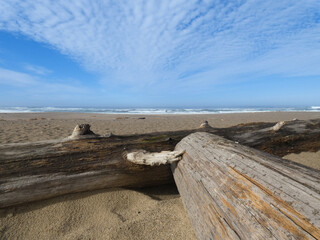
[
  {"xmin": 283, "ymin": 150, "xmax": 320, "ymax": 170},
  {"xmin": 0, "ymin": 111, "xmax": 319, "ymax": 239}
]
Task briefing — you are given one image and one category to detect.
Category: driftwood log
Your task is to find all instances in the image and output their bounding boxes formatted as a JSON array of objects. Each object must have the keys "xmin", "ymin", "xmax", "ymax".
[
  {"xmin": 172, "ymin": 132, "xmax": 320, "ymax": 240},
  {"xmin": 0, "ymin": 134, "xmax": 175, "ymax": 208},
  {"xmin": 0, "ymin": 119, "xmax": 319, "ymax": 208}
]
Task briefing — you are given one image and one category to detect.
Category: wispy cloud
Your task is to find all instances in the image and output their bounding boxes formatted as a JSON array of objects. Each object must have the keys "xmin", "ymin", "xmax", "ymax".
[
  {"xmin": 0, "ymin": 67, "xmax": 86, "ymax": 93},
  {"xmin": 0, "ymin": 0, "xmax": 319, "ymax": 88},
  {"xmin": 0, "ymin": 67, "xmax": 37, "ymax": 86},
  {"xmin": 24, "ymin": 64, "xmax": 52, "ymax": 76}
]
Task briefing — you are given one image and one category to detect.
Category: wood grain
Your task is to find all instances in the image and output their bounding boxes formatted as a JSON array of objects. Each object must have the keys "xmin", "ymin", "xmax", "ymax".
[
  {"xmin": 172, "ymin": 132, "xmax": 320, "ymax": 240},
  {"xmin": 0, "ymin": 135, "xmax": 176, "ymax": 208}
]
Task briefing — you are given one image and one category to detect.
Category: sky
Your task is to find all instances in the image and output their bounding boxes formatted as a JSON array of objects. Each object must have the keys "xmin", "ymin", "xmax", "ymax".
[{"xmin": 0, "ymin": 0, "xmax": 319, "ymax": 108}]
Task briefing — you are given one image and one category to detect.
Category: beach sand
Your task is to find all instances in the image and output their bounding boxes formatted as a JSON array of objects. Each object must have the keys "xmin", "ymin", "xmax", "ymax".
[
  {"xmin": 283, "ymin": 150, "xmax": 320, "ymax": 170},
  {"xmin": 0, "ymin": 111, "xmax": 319, "ymax": 239}
]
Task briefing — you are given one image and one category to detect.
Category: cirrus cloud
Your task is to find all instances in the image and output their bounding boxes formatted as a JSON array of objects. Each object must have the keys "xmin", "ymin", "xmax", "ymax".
[{"xmin": 0, "ymin": 0, "xmax": 319, "ymax": 88}]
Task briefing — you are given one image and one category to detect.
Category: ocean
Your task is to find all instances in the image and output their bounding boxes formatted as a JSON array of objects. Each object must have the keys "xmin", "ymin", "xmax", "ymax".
[{"xmin": 0, "ymin": 106, "xmax": 319, "ymax": 114}]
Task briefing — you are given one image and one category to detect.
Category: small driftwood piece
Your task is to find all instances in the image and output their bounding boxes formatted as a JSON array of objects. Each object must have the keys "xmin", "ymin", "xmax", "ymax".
[
  {"xmin": 0, "ymin": 119, "xmax": 319, "ymax": 208},
  {"xmin": 127, "ymin": 150, "xmax": 184, "ymax": 166},
  {"xmin": 270, "ymin": 121, "xmax": 286, "ymax": 131},
  {"xmin": 172, "ymin": 132, "xmax": 320, "ymax": 240}
]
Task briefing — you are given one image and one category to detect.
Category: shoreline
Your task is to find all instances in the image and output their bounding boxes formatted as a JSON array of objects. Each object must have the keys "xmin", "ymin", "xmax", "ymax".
[
  {"xmin": 1, "ymin": 110, "xmax": 319, "ymax": 115},
  {"xmin": 0, "ymin": 105, "xmax": 319, "ymax": 115}
]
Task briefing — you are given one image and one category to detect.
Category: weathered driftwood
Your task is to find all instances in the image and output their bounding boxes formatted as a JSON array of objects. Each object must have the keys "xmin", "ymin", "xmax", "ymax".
[
  {"xmin": 0, "ymin": 119, "xmax": 319, "ymax": 208},
  {"xmin": 127, "ymin": 150, "xmax": 185, "ymax": 166},
  {"xmin": 67, "ymin": 123, "xmax": 99, "ymax": 140},
  {"xmin": 216, "ymin": 118, "xmax": 320, "ymax": 157},
  {"xmin": 270, "ymin": 121, "xmax": 286, "ymax": 131},
  {"xmin": 0, "ymin": 134, "xmax": 176, "ymax": 208},
  {"xmin": 172, "ymin": 132, "xmax": 320, "ymax": 240}
]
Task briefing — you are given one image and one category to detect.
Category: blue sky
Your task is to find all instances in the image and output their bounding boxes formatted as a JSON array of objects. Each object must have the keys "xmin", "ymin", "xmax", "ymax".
[{"xmin": 0, "ymin": 0, "xmax": 319, "ymax": 108}]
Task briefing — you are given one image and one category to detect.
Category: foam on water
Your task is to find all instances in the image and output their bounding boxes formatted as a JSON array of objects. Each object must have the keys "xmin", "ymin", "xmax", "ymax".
[{"xmin": 0, "ymin": 106, "xmax": 319, "ymax": 114}]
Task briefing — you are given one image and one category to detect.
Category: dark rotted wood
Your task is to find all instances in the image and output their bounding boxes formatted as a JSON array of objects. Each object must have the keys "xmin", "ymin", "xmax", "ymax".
[
  {"xmin": 216, "ymin": 118, "xmax": 320, "ymax": 157},
  {"xmin": 172, "ymin": 132, "xmax": 320, "ymax": 240},
  {"xmin": 0, "ymin": 118, "xmax": 319, "ymax": 208}
]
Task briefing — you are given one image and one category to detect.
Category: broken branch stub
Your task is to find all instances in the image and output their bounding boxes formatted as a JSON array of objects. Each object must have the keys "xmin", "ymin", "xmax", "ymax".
[
  {"xmin": 67, "ymin": 124, "xmax": 99, "ymax": 140},
  {"xmin": 270, "ymin": 121, "xmax": 286, "ymax": 131},
  {"xmin": 199, "ymin": 120, "xmax": 211, "ymax": 129}
]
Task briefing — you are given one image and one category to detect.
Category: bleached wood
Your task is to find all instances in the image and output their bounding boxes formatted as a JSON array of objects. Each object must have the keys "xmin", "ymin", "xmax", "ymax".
[
  {"xmin": 199, "ymin": 120, "xmax": 211, "ymax": 129},
  {"xmin": 270, "ymin": 121, "xmax": 286, "ymax": 131},
  {"xmin": 172, "ymin": 132, "xmax": 320, "ymax": 240},
  {"xmin": 127, "ymin": 150, "xmax": 184, "ymax": 166},
  {"xmin": 66, "ymin": 123, "xmax": 100, "ymax": 140}
]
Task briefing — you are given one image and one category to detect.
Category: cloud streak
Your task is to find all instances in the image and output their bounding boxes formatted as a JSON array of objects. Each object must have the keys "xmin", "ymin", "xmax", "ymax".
[
  {"xmin": 24, "ymin": 64, "xmax": 52, "ymax": 75},
  {"xmin": 0, "ymin": 67, "xmax": 37, "ymax": 86},
  {"xmin": 0, "ymin": 67, "xmax": 87, "ymax": 94},
  {"xmin": 0, "ymin": 0, "xmax": 319, "ymax": 88}
]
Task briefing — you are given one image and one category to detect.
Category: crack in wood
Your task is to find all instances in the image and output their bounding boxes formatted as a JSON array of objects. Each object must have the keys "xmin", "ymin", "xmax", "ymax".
[{"xmin": 229, "ymin": 166, "xmax": 320, "ymax": 239}]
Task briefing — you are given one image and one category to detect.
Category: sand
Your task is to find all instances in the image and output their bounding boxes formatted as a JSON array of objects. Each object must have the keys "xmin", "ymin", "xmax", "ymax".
[
  {"xmin": 284, "ymin": 150, "xmax": 320, "ymax": 170},
  {"xmin": 0, "ymin": 111, "xmax": 319, "ymax": 240}
]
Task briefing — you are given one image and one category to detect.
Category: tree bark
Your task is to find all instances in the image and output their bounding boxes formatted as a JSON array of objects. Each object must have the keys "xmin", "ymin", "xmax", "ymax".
[{"xmin": 172, "ymin": 132, "xmax": 320, "ymax": 240}]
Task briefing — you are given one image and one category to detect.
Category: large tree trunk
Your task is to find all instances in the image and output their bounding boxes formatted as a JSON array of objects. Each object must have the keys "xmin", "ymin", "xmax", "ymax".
[
  {"xmin": 0, "ymin": 119, "xmax": 319, "ymax": 208},
  {"xmin": 0, "ymin": 134, "xmax": 177, "ymax": 208},
  {"xmin": 172, "ymin": 132, "xmax": 320, "ymax": 240}
]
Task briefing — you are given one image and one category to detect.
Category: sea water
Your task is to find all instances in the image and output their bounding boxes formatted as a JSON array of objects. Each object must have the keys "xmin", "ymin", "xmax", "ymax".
[{"xmin": 0, "ymin": 106, "xmax": 319, "ymax": 114}]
